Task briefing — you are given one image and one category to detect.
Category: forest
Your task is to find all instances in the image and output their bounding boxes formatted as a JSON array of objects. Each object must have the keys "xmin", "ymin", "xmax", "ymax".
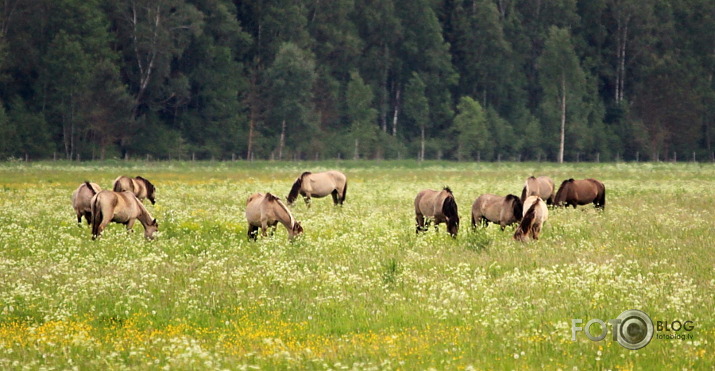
[{"xmin": 0, "ymin": 0, "xmax": 713, "ymax": 162}]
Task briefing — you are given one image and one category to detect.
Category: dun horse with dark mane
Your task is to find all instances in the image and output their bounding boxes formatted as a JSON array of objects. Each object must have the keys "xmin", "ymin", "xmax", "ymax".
[
  {"xmin": 71, "ymin": 181, "xmax": 102, "ymax": 224},
  {"xmin": 514, "ymin": 196, "xmax": 548, "ymax": 242},
  {"xmin": 286, "ymin": 170, "xmax": 347, "ymax": 207},
  {"xmin": 521, "ymin": 176, "xmax": 555, "ymax": 205},
  {"xmin": 90, "ymin": 190, "xmax": 158, "ymax": 240},
  {"xmin": 246, "ymin": 193, "xmax": 303, "ymax": 240},
  {"xmin": 414, "ymin": 187, "xmax": 460, "ymax": 237},
  {"xmin": 471, "ymin": 194, "xmax": 522, "ymax": 230},
  {"xmin": 113, "ymin": 176, "xmax": 157, "ymax": 204},
  {"xmin": 554, "ymin": 178, "xmax": 606, "ymax": 209}
]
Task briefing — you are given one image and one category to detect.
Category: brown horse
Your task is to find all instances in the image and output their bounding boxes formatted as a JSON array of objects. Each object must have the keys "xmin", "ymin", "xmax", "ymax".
[
  {"xmin": 113, "ymin": 176, "xmax": 157, "ymax": 204},
  {"xmin": 514, "ymin": 196, "xmax": 548, "ymax": 242},
  {"xmin": 521, "ymin": 176, "xmax": 555, "ymax": 205},
  {"xmin": 71, "ymin": 181, "xmax": 102, "ymax": 224},
  {"xmin": 246, "ymin": 193, "xmax": 303, "ymax": 240},
  {"xmin": 554, "ymin": 178, "xmax": 606, "ymax": 209},
  {"xmin": 471, "ymin": 194, "xmax": 523, "ymax": 230},
  {"xmin": 90, "ymin": 190, "xmax": 158, "ymax": 240},
  {"xmin": 286, "ymin": 170, "xmax": 347, "ymax": 207},
  {"xmin": 414, "ymin": 187, "xmax": 460, "ymax": 237}
]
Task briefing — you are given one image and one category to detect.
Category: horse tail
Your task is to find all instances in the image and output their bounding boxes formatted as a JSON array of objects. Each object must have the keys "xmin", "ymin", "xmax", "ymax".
[
  {"xmin": 85, "ymin": 181, "xmax": 97, "ymax": 195},
  {"xmin": 113, "ymin": 177, "xmax": 123, "ymax": 192},
  {"xmin": 597, "ymin": 182, "xmax": 606, "ymax": 209},
  {"xmin": 91, "ymin": 194, "xmax": 102, "ymax": 239},
  {"xmin": 520, "ymin": 185, "xmax": 527, "ymax": 202},
  {"xmin": 340, "ymin": 180, "xmax": 347, "ymax": 204},
  {"xmin": 265, "ymin": 193, "xmax": 279, "ymax": 202},
  {"xmin": 514, "ymin": 198, "xmax": 539, "ymax": 241}
]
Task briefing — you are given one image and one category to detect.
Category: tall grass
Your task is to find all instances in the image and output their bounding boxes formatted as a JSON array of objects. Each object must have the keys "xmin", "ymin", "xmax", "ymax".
[{"xmin": 0, "ymin": 161, "xmax": 712, "ymax": 369}]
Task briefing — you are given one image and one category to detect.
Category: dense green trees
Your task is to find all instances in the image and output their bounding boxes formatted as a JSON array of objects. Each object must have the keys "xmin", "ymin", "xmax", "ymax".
[{"xmin": 0, "ymin": 0, "xmax": 712, "ymax": 161}]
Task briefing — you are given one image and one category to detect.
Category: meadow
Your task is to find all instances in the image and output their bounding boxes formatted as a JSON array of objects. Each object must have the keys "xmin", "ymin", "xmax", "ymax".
[{"xmin": 0, "ymin": 160, "xmax": 712, "ymax": 370}]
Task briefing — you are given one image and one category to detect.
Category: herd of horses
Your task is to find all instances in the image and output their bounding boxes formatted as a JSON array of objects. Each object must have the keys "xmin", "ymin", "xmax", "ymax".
[{"xmin": 70, "ymin": 171, "xmax": 605, "ymax": 243}]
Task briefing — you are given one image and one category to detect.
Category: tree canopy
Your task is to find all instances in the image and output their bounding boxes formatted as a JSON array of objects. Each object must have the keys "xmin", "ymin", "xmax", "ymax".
[{"xmin": 0, "ymin": 0, "xmax": 712, "ymax": 161}]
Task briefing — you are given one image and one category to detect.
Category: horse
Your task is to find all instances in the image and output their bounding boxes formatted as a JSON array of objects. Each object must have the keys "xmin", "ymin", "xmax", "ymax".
[
  {"xmin": 513, "ymin": 196, "xmax": 548, "ymax": 242},
  {"xmin": 521, "ymin": 176, "xmax": 555, "ymax": 205},
  {"xmin": 414, "ymin": 187, "xmax": 460, "ymax": 237},
  {"xmin": 90, "ymin": 190, "xmax": 158, "ymax": 240},
  {"xmin": 113, "ymin": 176, "xmax": 157, "ymax": 204},
  {"xmin": 554, "ymin": 178, "xmax": 606, "ymax": 209},
  {"xmin": 286, "ymin": 170, "xmax": 347, "ymax": 207},
  {"xmin": 71, "ymin": 181, "xmax": 102, "ymax": 225},
  {"xmin": 246, "ymin": 192, "xmax": 303, "ymax": 240},
  {"xmin": 471, "ymin": 194, "xmax": 523, "ymax": 230}
]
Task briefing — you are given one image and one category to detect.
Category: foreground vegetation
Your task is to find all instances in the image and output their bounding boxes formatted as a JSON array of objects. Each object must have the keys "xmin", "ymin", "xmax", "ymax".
[{"xmin": 0, "ymin": 161, "xmax": 712, "ymax": 369}]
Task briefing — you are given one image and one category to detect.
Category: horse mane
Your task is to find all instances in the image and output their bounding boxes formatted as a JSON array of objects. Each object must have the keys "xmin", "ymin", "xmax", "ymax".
[
  {"xmin": 287, "ymin": 172, "xmax": 310, "ymax": 203},
  {"xmin": 84, "ymin": 181, "xmax": 97, "ymax": 195},
  {"xmin": 267, "ymin": 193, "xmax": 297, "ymax": 228},
  {"xmin": 136, "ymin": 176, "xmax": 155, "ymax": 195},
  {"xmin": 506, "ymin": 194, "xmax": 523, "ymax": 220}
]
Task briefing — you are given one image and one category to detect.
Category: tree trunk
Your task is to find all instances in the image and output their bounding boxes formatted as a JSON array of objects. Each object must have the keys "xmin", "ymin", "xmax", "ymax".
[
  {"xmin": 247, "ymin": 118, "xmax": 255, "ymax": 160},
  {"xmin": 381, "ymin": 43, "xmax": 389, "ymax": 133},
  {"xmin": 392, "ymin": 87, "xmax": 400, "ymax": 136},
  {"xmin": 559, "ymin": 74, "xmax": 566, "ymax": 164},
  {"xmin": 420, "ymin": 127, "xmax": 425, "ymax": 161},
  {"xmin": 278, "ymin": 119, "xmax": 286, "ymax": 160},
  {"xmin": 354, "ymin": 138, "xmax": 359, "ymax": 160}
]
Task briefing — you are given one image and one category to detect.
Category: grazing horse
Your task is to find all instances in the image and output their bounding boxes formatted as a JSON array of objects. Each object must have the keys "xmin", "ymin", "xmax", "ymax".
[
  {"xmin": 471, "ymin": 194, "xmax": 523, "ymax": 230},
  {"xmin": 90, "ymin": 191, "xmax": 158, "ymax": 240},
  {"xmin": 246, "ymin": 192, "xmax": 303, "ymax": 240},
  {"xmin": 514, "ymin": 196, "xmax": 548, "ymax": 242},
  {"xmin": 71, "ymin": 181, "xmax": 102, "ymax": 224},
  {"xmin": 286, "ymin": 170, "xmax": 347, "ymax": 207},
  {"xmin": 113, "ymin": 176, "xmax": 157, "ymax": 204},
  {"xmin": 554, "ymin": 178, "xmax": 606, "ymax": 209},
  {"xmin": 521, "ymin": 176, "xmax": 555, "ymax": 205},
  {"xmin": 414, "ymin": 187, "xmax": 460, "ymax": 237}
]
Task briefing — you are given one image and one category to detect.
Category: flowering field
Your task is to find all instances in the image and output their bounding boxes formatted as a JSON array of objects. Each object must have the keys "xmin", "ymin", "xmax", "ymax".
[{"xmin": 0, "ymin": 161, "xmax": 712, "ymax": 370}]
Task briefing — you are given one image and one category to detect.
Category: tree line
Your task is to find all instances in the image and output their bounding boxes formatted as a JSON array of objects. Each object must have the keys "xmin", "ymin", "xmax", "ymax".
[{"xmin": 0, "ymin": 0, "xmax": 713, "ymax": 162}]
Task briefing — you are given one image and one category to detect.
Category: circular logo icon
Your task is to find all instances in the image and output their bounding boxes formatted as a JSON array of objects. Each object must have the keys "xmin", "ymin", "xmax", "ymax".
[{"xmin": 616, "ymin": 309, "xmax": 654, "ymax": 350}]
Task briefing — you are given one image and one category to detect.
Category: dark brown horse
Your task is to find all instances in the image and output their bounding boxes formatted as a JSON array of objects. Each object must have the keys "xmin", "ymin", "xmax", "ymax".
[
  {"xmin": 286, "ymin": 170, "xmax": 347, "ymax": 207},
  {"xmin": 90, "ymin": 191, "xmax": 158, "ymax": 240},
  {"xmin": 113, "ymin": 176, "xmax": 157, "ymax": 204},
  {"xmin": 71, "ymin": 181, "xmax": 102, "ymax": 224},
  {"xmin": 554, "ymin": 178, "xmax": 606, "ymax": 209},
  {"xmin": 514, "ymin": 196, "xmax": 548, "ymax": 242},
  {"xmin": 471, "ymin": 194, "xmax": 523, "ymax": 230},
  {"xmin": 414, "ymin": 187, "xmax": 460, "ymax": 237},
  {"xmin": 521, "ymin": 176, "xmax": 555, "ymax": 205},
  {"xmin": 246, "ymin": 192, "xmax": 303, "ymax": 240}
]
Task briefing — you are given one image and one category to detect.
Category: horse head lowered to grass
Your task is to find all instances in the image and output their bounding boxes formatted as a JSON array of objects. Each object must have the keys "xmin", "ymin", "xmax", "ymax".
[
  {"xmin": 246, "ymin": 192, "xmax": 303, "ymax": 240},
  {"xmin": 554, "ymin": 178, "xmax": 606, "ymax": 209},
  {"xmin": 414, "ymin": 187, "xmax": 460, "ymax": 237}
]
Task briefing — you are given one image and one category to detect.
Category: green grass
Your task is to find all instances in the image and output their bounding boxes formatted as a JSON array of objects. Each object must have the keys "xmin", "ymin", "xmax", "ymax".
[{"xmin": 0, "ymin": 160, "xmax": 713, "ymax": 369}]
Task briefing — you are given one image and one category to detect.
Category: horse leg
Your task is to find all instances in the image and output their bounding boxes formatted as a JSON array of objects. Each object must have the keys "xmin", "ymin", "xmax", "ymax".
[
  {"xmin": 415, "ymin": 213, "xmax": 425, "ymax": 234},
  {"xmin": 304, "ymin": 195, "xmax": 311, "ymax": 208},
  {"xmin": 247, "ymin": 225, "xmax": 259, "ymax": 241},
  {"xmin": 126, "ymin": 218, "xmax": 136, "ymax": 232},
  {"xmin": 83, "ymin": 211, "xmax": 92, "ymax": 225},
  {"xmin": 331, "ymin": 190, "xmax": 339, "ymax": 205},
  {"xmin": 260, "ymin": 221, "xmax": 269, "ymax": 237}
]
